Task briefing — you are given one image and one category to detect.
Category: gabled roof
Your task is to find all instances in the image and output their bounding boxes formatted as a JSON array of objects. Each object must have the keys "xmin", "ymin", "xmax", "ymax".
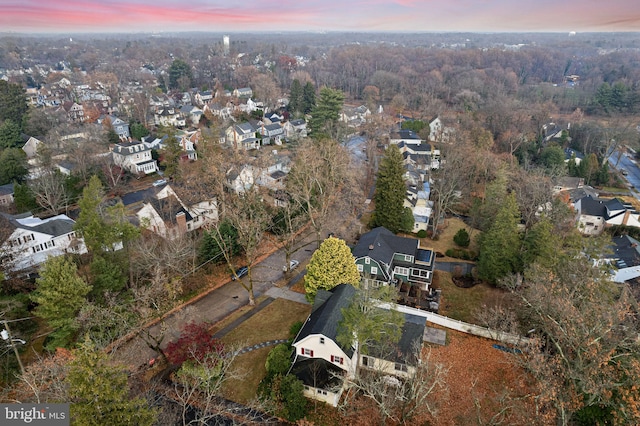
[
  {"xmin": 294, "ymin": 284, "xmax": 356, "ymax": 357},
  {"xmin": 2, "ymin": 213, "xmax": 75, "ymax": 237},
  {"xmin": 148, "ymin": 195, "xmax": 192, "ymax": 225},
  {"xmin": 0, "ymin": 183, "xmax": 14, "ymax": 196},
  {"xmin": 263, "ymin": 123, "xmax": 282, "ymax": 132},
  {"xmin": 352, "ymin": 227, "xmax": 418, "ymax": 265},
  {"xmin": 611, "ymin": 235, "xmax": 640, "ymax": 269},
  {"xmin": 577, "ymin": 195, "xmax": 628, "ymax": 220},
  {"xmin": 390, "ymin": 129, "xmax": 422, "ymax": 141},
  {"xmin": 235, "ymin": 122, "xmax": 256, "ymax": 134}
]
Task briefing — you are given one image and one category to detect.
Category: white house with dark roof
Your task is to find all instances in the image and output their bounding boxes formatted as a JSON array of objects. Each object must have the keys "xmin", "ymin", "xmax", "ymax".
[
  {"xmin": 98, "ymin": 115, "xmax": 130, "ymax": 139},
  {"xmin": 259, "ymin": 123, "xmax": 284, "ymax": 145},
  {"xmin": 112, "ymin": 141, "xmax": 158, "ymax": 175},
  {"xmin": 225, "ymin": 122, "xmax": 260, "ymax": 150},
  {"xmin": 282, "ymin": 119, "xmax": 307, "ymax": 140},
  {"xmin": 389, "ymin": 129, "xmax": 424, "ymax": 146},
  {"xmin": 352, "ymin": 227, "xmax": 435, "ymax": 292},
  {"xmin": 233, "ymin": 87, "xmax": 253, "ymax": 98},
  {"xmin": 575, "ymin": 195, "xmax": 640, "ymax": 236},
  {"xmin": 0, "ymin": 212, "xmax": 87, "ymax": 272},
  {"xmin": 290, "ymin": 284, "xmax": 427, "ymax": 407},
  {"xmin": 0, "ymin": 183, "xmax": 14, "ymax": 207},
  {"xmin": 120, "ymin": 185, "xmax": 217, "ymax": 240},
  {"xmin": 608, "ymin": 235, "xmax": 640, "ymax": 283}
]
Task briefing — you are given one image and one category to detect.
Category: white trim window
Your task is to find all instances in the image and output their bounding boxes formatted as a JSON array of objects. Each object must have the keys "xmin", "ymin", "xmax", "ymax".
[
  {"xmin": 370, "ymin": 266, "xmax": 378, "ymax": 275},
  {"xmin": 357, "ymin": 264, "xmax": 364, "ymax": 272},
  {"xmin": 394, "ymin": 266, "xmax": 409, "ymax": 276}
]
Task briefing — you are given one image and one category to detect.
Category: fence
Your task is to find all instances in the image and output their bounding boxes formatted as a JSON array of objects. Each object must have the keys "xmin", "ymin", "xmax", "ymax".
[{"xmin": 377, "ymin": 302, "xmax": 529, "ymax": 346}]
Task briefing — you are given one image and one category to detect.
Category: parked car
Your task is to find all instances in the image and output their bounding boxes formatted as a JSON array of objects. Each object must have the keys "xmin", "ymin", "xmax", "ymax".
[
  {"xmin": 153, "ymin": 179, "xmax": 167, "ymax": 187},
  {"xmin": 231, "ymin": 266, "xmax": 248, "ymax": 281},
  {"xmin": 283, "ymin": 259, "xmax": 299, "ymax": 272}
]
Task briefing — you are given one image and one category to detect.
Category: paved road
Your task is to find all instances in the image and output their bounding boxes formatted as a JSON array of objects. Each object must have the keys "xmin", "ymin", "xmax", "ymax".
[
  {"xmin": 112, "ymin": 225, "xmax": 324, "ymax": 367},
  {"xmin": 609, "ymin": 151, "xmax": 640, "ymax": 197},
  {"xmin": 110, "ymin": 230, "xmax": 317, "ymax": 366}
]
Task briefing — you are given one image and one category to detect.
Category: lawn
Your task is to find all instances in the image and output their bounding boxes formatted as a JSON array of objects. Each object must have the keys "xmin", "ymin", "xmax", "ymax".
[
  {"xmin": 410, "ymin": 217, "xmax": 481, "ymax": 261},
  {"xmin": 432, "ymin": 270, "xmax": 513, "ymax": 324},
  {"xmin": 219, "ymin": 298, "xmax": 311, "ymax": 404}
]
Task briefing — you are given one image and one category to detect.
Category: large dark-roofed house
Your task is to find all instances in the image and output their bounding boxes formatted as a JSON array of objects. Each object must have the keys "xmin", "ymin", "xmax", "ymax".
[
  {"xmin": 353, "ymin": 227, "xmax": 435, "ymax": 292},
  {"xmin": 290, "ymin": 284, "xmax": 427, "ymax": 407}
]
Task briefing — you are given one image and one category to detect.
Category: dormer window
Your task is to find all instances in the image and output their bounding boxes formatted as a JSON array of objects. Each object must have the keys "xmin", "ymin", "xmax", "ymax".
[{"xmin": 320, "ymin": 337, "xmax": 325, "ymax": 344}]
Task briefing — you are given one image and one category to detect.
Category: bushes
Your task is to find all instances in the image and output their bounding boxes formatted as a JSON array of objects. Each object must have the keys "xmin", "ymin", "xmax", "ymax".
[
  {"xmin": 445, "ymin": 248, "xmax": 477, "ymax": 261},
  {"xmin": 416, "ymin": 229, "xmax": 427, "ymax": 238},
  {"xmin": 453, "ymin": 228, "xmax": 470, "ymax": 247}
]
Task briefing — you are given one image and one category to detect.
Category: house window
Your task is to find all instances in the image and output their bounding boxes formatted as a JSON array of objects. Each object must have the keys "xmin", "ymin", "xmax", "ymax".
[
  {"xmin": 357, "ymin": 264, "xmax": 363, "ymax": 272},
  {"xmin": 362, "ymin": 356, "xmax": 369, "ymax": 367},
  {"xmin": 331, "ymin": 355, "xmax": 344, "ymax": 365},
  {"xmin": 365, "ymin": 258, "xmax": 370, "ymax": 265},
  {"xmin": 370, "ymin": 266, "xmax": 378, "ymax": 275},
  {"xmin": 404, "ymin": 254, "xmax": 413, "ymax": 262},
  {"xmin": 320, "ymin": 337, "xmax": 325, "ymax": 344},
  {"xmin": 394, "ymin": 363, "xmax": 408, "ymax": 372},
  {"xmin": 302, "ymin": 348, "xmax": 314, "ymax": 357},
  {"xmin": 317, "ymin": 389, "xmax": 327, "ymax": 395},
  {"xmin": 411, "ymin": 269, "xmax": 430, "ymax": 278},
  {"xmin": 395, "ymin": 266, "xmax": 409, "ymax": 276}
]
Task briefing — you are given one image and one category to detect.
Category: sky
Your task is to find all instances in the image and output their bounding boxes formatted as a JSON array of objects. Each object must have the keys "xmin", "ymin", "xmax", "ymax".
[{"xmin": 1, "ymin": 0, "xmax": 639, "ymax": 34}]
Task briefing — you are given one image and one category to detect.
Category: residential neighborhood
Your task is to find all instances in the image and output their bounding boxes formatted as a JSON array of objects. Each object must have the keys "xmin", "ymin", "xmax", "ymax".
[{"xmin": 1, "ymin": 29, "xmax": 640, "ymax": 426}]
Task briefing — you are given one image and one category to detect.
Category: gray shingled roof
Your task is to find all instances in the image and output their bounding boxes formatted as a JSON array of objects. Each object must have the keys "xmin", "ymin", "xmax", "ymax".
[
  {"xmin": 352, "ymin": 227, "xmax": 418, "ymax": 264},
  {"xmin": 294, "ymin": 284, "xmax": 356, "ymax": 357}
]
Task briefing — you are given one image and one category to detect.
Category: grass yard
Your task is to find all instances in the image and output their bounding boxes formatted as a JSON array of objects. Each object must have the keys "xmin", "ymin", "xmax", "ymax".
[
  {"xmin": 432, "ymin": 270, "xmax": 513, "ymax": 323},
  {"xmin": 410, "ymin": 217, "xmax": 480, "ymax": 261},
  {"xmin": 219, "ymin": 298, "xmax": 311, "ymax": 404}
]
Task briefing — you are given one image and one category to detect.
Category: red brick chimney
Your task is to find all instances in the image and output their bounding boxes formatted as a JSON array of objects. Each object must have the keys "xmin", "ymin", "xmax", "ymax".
[{"xmin": 176, "ymin": 212, "xmax": 187, "ymax": 234}]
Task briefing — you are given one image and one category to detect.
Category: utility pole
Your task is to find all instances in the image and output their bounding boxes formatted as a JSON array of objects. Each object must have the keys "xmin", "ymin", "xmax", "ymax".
[{"xmin": 1, "ymin": 319, "xmax": 26, "ymax": 376}]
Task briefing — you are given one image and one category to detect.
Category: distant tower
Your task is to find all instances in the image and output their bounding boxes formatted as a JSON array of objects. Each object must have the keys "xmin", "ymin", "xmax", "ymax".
[{"xmin": 223, "ymin": 35, "xmax": 230, "ymax": 56}]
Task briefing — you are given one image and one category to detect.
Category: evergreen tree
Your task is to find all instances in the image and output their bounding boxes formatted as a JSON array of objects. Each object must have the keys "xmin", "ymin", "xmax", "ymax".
[
  {"xmin": 88, "ymin": 255, "xmax": 127, "ymax": 303},
  {"xmin": 289, "ymin": 79, "xmax": 302, "ymax": 114},
  {"xmin": 130, "ymin": 122, "xmax": 149, "ymax": 141},
  {"xmin": 75, "ymin": 175, "xmax": 138, "ymax": 254},
  {"xmin": 308, "ymin": 87, "xmax": 344, "ymax": 137},
  {"xmin": 304, "ymin": 237, "xmax": 361, "ymax": 302},
  {"xmin": 12, "ymin": 181, "xmax": 37, "ymax": 213},
  {"xmin": 168, "ymin": 59, "xmax": 193, "ymax": 90},
  {"xmin": 160, "ymin": 132, "xmax": 182, "ymax": 180},
  {"xmin": 106, "ymin": 127, "xmax": 120, "ymax": 144},
  {"xmin": 30, "ymin": 256, "xmax": 91, "ymax": 349},
  {"xmin": 67, "ymin": 339, "xmax": 156, "ymax": 426},
  {"xmin": 477, "ymin": 192, "xmax": 522, "ymax": 285},
  {"xmin": 301, "ymin": 81, "xmax": 316, "ymax": 114},
  {"xmin": 522, "ymin": 218, "xmax": 561, "ymax": 270},
  {"xmin": 74, "ymin": 175, "xmax": 107, "ymax": 254},
  {"xmin": 0, "ymin": 148, "xmax": 28, "ymax": 184},
  {"xmin": 372, "ymin": 144, "xmax": 410, "ymax": 234},
  {"xmin": 199, "ymin": 220, "xmax": 241, "ymax": 264},
  {"xmin": 0, "ymin": 80, "xmax": 28, "ymax": 125},
  {"xmin": 0, "ymin": 119, "xmax": 23, "ymax": 148}
]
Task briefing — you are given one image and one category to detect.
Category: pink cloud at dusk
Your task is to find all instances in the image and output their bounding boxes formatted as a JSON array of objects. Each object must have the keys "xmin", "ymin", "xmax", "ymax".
[{"xmin": 1, "ymin": 0, "xmax": 639, "ymax": 33}]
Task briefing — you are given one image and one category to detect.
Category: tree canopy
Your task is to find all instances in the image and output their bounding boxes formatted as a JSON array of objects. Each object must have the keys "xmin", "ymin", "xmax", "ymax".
[
  {"xmin": 0, "ymin": 80, "xmax": 28, "ymax": 126},
  {"xmin": 67, "ymin": 339, "xmax": 157, "ymax": 426},
  {"xmin": 477, "ymin": 192, "xmax": 521, "ymax": 284},
  {"xmin": 304, "ymin": 237, "xmax": 360, "ymax": 302},
  {"xmin": 309, "ymin": 86, "xmax": 344, "ymax": 137},
  {"xmin": 30, "ymin": 256, "xmax": 91, "ymax": 349},
  {"xmin": 371, "ymin": 144, "xmax": 413, "ymax": 234}
]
